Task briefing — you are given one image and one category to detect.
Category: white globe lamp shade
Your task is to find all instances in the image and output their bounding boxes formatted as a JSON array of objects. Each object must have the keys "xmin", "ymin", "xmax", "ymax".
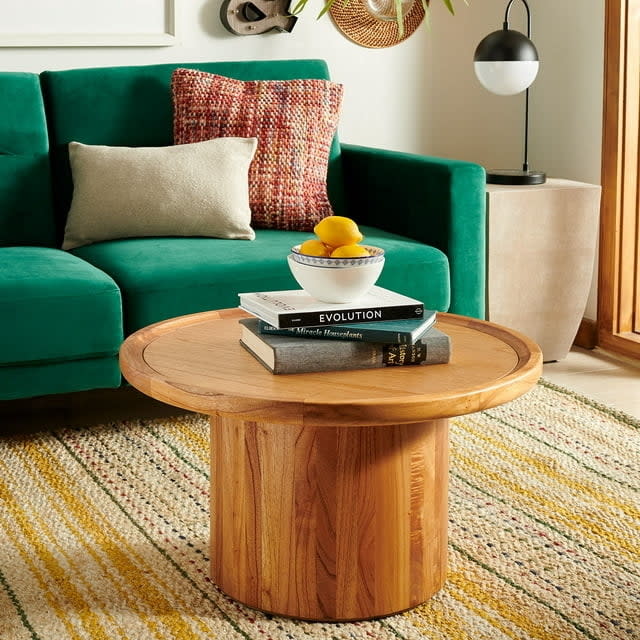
[
  {"xmin": 474, "ymin": 60, "xmax": 539, "ymax": 95},
  {"xmin": 474, "ymin": 29, "xmax": 540, "ymax": 95}
]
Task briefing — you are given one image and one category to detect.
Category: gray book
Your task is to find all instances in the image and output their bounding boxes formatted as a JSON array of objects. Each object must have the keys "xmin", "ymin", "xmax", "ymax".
[{"xmin": 239, "ymin": 317, "xmax": 451, "ymax": 374}]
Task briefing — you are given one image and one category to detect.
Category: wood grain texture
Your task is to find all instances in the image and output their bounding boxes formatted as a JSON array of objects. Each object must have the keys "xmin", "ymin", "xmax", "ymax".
[
  {"xmin": 119, "ymin": 310, "xmax": 542, "ymax": 427},
  {"xmin": 119, "ymin": 307, "xmax": 542, "ymax": 620},
  {"xmin": 598, "ymin": 0, "xmax": 640, "ymax": 359},
  {"xmin": 574, "ymin": 317, "xmax": 598, "ymax": 350},
  {"xmin": 210, "ymin": 415, "xmax": 448, "ymax": 620}
]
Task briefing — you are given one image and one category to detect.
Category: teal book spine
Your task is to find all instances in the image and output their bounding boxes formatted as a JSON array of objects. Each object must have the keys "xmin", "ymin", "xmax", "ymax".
[{"xmin": 258, "ymin": 313, "xmax": 436, "ymax": 345}]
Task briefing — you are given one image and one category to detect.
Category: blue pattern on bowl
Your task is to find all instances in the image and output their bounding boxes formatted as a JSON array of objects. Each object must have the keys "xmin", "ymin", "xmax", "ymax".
[{"xmin": 291, "ymin": 244, "xmax": 385, "ymax": 268}]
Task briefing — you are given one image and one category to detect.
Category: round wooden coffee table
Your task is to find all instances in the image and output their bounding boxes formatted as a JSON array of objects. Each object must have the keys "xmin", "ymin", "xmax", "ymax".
[{"xmin": 120, "ymin": 309, "xmax": 542, "ymax": 621}]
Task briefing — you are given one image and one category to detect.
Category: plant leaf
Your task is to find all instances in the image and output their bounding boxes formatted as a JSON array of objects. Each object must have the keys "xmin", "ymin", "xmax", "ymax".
[
  {"xmin": 290, "ymin": 0, "xmax": 308, "ymax": 15},
  {"xmin": 294, "ymin": 0, "xmax": 465, "ymax": 30},
  {"xmin": 422, "ymin": 0, "xmax": 431, "ymax": 29},
  {"xmin": 396, "ymin": 0, "xmax": 405, "ymax": 37},
  {"xmin": 441, "ymin": 0, "xmax": 455, "ymax": 14},
  {"xmin": 317, "ymin": 0, "xmax": 340, "ymax": 19},
  {"xmin": 315, "ymin": 0, "xmax": 351, "ymax": 19}
]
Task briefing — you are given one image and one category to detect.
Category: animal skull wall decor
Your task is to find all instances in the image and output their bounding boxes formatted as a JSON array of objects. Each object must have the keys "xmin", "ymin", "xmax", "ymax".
[{"xmin": 220, "ymin": 0, "xmax": 298, "ymax": 35}]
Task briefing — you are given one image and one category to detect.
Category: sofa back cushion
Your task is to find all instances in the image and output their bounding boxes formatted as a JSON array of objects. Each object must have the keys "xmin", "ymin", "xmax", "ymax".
[
  {"xmin": 41, "ymin": 59, "xmax": 345, "ymax": 247},
  {"xmin": 0, "ymin": 72, "xmax": 56, "ymax": 247}
]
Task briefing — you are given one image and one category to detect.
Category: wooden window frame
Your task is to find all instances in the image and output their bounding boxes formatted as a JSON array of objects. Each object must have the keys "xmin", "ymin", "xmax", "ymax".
[{"xmin": 598, "ymin": 0, "xmax": 640, "ymax": 358}]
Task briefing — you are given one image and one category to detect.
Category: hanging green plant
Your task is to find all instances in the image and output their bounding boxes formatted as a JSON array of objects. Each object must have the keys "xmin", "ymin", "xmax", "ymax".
[{"xmin": 290, "ymin": 0, "xmax": 465, "ymax": 38}]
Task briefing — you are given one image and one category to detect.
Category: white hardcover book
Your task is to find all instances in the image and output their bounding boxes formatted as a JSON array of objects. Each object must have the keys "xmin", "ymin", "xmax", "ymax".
[{"xmin": 238, "ymin": 285, "xmax": 424, "ymax": 329}]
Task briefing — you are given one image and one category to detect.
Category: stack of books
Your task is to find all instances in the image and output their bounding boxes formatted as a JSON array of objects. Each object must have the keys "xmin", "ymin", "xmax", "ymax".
[{"xmin": 237, "ymin": 285, "xmax": 451, "ymax": 374}]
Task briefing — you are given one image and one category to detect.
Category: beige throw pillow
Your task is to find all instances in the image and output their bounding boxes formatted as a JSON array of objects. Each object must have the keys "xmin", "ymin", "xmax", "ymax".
[{"xmin": 62, "ymin": 137, "xmax": 258, "ymax": 250}]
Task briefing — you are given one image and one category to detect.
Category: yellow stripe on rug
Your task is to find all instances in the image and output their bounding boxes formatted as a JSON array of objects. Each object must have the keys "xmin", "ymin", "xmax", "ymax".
[
  {"xmin": 1, "ymin": 441, "xmax": 216, "ymax": 640},
  {"xmin": 450, "ymin": 433, "xmax": 639, "ymax": 560}
]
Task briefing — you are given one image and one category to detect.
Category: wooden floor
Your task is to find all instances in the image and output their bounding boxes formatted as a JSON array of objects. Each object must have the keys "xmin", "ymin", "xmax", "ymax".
[{"xmin": 543, "ymin": 346, "xmax": 640, "ymax": 419}]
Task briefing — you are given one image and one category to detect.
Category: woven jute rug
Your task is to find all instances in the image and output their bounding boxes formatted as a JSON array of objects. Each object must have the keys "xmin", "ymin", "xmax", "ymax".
[{"xmin": 1, "ymin": 380, "xmax": 638, "ymax": 639}]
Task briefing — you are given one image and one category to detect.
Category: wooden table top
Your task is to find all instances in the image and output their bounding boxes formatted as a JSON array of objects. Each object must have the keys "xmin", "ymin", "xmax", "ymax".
[{"xmin": 119, "ymin": 308, "xmax": 543, "ymax": 427}]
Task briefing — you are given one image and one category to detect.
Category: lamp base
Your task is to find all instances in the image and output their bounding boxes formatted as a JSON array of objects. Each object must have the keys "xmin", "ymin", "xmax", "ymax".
[{"xmin": 486, "ymin": 169, "xmax": 546, "ymax": 185}]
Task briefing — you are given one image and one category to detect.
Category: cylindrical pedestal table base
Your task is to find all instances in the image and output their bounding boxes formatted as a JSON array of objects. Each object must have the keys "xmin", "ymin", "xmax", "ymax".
[{"xmin": 210, "ymin": 415, "xmax": 449, "ymax": 621}]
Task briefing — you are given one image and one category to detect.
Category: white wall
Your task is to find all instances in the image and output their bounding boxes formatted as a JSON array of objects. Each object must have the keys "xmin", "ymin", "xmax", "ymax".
[
  {"xmin": 1, "ymin": 0, "xmax": 604, "ymax": 317},
  {"xmin": 0, "ymin": 0, "xmax": 431, "ymax": 155}
]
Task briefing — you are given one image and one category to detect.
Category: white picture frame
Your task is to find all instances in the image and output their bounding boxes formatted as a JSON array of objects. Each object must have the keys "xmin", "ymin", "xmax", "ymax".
[{"xmin": 0, "ymin": 0, "xmax": 178, "ymax": 47}]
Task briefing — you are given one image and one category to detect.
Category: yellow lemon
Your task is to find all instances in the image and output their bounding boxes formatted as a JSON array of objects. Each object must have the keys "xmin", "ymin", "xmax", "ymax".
[
  {"xmin": 330, "ymin": 244, "xmax": 371, "ymax": 258},
  {"xmin": 313, "ymin": 216, "xmax": 363, "ymax": 248},
  {"xmin": 298, "ymin": 239, "xmax": 332, "ymax": 257}
]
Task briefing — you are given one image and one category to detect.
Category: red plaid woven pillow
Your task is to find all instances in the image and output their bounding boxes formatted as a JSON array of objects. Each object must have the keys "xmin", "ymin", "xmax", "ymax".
[{"xmin": 171, "ymin": 68, "xmax": 344, "ymax": 231}]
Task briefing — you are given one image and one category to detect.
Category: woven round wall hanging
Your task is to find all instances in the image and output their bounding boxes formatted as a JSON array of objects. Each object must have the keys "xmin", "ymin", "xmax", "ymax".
[{"xmin": 329, "ymin": 0, "xmax": 426, "ymax": 48}]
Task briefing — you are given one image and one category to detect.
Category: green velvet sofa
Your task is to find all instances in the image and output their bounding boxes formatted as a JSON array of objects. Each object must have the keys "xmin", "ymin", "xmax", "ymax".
[{"xmin": 0, "ymin": 59, "xmax": 486, "ymax": 403}]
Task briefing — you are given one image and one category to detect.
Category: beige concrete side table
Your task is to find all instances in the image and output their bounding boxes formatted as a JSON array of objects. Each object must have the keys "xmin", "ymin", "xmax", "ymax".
[{"xmin": 486, "ymin": 178, "xmax": 601, "ymax": 362}]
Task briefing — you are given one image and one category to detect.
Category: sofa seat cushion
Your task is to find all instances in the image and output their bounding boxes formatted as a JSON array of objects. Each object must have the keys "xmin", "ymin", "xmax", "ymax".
[
  {"xmin": 0, "ymin": 247, "xmax": 123, "ymax": 366},
  {"xmin": 72, "ymin": 226, "xmax": 449, "ymax": 334}
]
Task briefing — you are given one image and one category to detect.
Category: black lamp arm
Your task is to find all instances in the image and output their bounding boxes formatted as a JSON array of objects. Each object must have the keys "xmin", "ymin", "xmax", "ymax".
[
  {"xmin": 503, "ymin": 0, "xmax": 531, "ymax": 38},
  {"xmin": 503, "ymin": 0, "xmax": 534, "ymax": 173}
]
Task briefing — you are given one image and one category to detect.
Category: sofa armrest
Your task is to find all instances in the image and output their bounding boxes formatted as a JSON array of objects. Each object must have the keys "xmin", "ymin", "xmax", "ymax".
[{"xmin": 340, "ymin": 143, "xmax": 486, "ymax": 319}]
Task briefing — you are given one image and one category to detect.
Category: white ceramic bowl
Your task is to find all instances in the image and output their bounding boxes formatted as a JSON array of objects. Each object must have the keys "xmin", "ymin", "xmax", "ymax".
[
  {"xmin": 287, "ymin": 254, "xmax": 385, "ymax": 303},
  {"xmin": 290, "ymin": 244, "xmax": 385, "ymax": 268}
]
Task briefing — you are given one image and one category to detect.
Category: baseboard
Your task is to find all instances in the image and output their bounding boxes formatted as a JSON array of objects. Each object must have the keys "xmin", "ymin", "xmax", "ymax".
[{"xmin": 573, "ymin": 317, "xmax": 598, "ymax": 350}]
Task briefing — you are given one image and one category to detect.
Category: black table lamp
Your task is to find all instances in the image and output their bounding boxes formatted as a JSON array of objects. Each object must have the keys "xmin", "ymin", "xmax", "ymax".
[{"xmin": 473, "ymin": 0, "xmax": 546, "ymax": 185}]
